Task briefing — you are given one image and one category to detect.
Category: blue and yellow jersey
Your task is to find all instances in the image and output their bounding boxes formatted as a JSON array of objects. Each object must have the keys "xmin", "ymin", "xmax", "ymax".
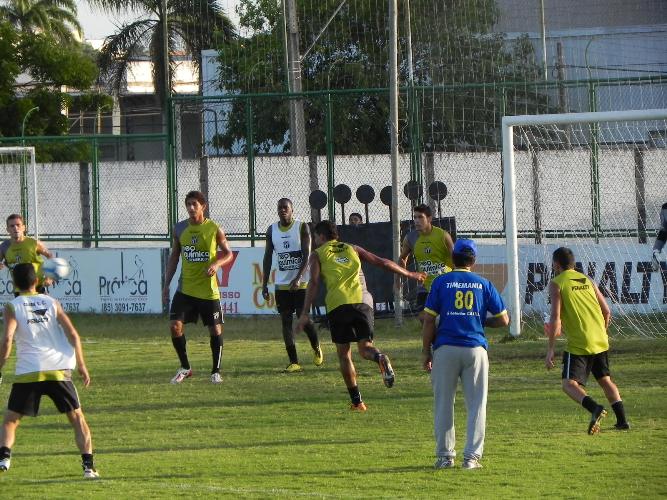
[{"xmin": 175, "ymin": 219, "xmax": 220, "ymax": 300}]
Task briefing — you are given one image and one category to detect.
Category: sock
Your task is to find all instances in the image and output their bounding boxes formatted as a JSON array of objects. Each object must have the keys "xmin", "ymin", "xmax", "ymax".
[
  {"xmin": 210, "ymin": 335, "xmax": 223, "ymax": 374},
  {"xmin": 81, "ymin": 453, "xmax": 94, "ymax": 468},
  {"xmin": 303, "ymin": 322, "xmax": 320, "ymax": 351},
  {"xmin": 286, "ymin": 344, "xmax": 298, "ymax": 364},
  {"xmin": 0, "ymin": 446, "xmax": 10, "ymax": 459},
  {"xmin": 373, "ymin": 352, "xmax": 381, "ymax": 363},
  {"xmin": 581, "ymin": 395, "xmax": 599, "ymax": 414},
  {"xmin": 171, "ymin": 336, "xmax": 190, "ymax": 370},
  {"xmin": 611, "ymin": 400, "xmax": 627, "ymax": 424},
  {"xmin": 347, "ymin": 386, "xmax": 363, "ymax": 405}
]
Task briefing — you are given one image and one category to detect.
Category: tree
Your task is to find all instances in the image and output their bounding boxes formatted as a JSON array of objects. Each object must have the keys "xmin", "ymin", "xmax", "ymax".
[
  {"xmin": 215, "ymin": 0, "xmax": 547, "ymax": 154},
  {"xmin": 0, "ymin": 0, "xmax": 82, "ymax": 44},
  {"xmin": 89, "ymin": 0, "xmax": 236, "ymax": 104}
]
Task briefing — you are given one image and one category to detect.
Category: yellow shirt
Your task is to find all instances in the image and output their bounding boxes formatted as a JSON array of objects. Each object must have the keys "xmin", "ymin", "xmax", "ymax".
[
  {"xmin": 175, "ymin": 219, "xmax": 220, "ymax": 300},
  {"xmin": 315, "ymin": 240, "xmax": 363, "ymax": 312}
]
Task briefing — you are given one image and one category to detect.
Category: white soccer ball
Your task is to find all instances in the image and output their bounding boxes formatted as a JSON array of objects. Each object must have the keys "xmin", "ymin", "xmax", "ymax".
[{"xmin": 42, "ymin": 257, "xmax": 71, "ymax": 280}]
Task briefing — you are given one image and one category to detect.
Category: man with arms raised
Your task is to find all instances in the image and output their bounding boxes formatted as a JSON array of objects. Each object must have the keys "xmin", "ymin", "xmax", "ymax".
[
  {"xmin": 163, "ymin": 191, "xmax": 233, "ymax": 384},
  {"xmin": 262, "ymin": 198, "xmax": 323, "ymax": 372},
  {"xmin": 295, "ymin": 221, "xmax": 425, "ymax": 410}
]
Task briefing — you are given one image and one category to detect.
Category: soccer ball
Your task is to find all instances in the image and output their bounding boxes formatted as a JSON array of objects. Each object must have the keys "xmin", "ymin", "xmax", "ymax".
[{"xmin": 42, "ymin": 258, "xmax": 71, "ymax": 280}]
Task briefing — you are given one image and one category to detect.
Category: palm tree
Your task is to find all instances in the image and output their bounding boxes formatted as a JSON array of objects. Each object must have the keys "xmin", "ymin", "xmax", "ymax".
[
  {"xmin": 90, "ymin": 0, "xmax": 236, "ymax": 104},
  {"xmin": 0, "ymin": 0, "xmax": 83, "ymax": 43}
]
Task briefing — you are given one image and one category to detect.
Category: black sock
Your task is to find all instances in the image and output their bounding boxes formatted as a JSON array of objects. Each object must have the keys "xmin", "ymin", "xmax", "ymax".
[
  {"xmin": 581, "ymin": 395, "xmax": 599, "ymax": 414},
  {"xmin": 286, "ymin": 344, "xmax": 298, "ymax": 364},
  {"xmin": 210, "ymin": 335, "xmax": 223, "ymax": 374},
  {"xmin": 373, "ymin": 352, "xmax": 381, "ymax": 363},
  {"xmin": 303, "ymin": 322, "xmax": 320, "ymax": 351},
  {"xmin": 81, "ymin": 453, "xmax": 94, "ymax": 467},
  {"xmin": 347, "ymin": 386, "xmax": 362, "ymax": 405},
  {"xmin": 171, "ymin": 336, "xmax": 190, "ymax": 370},
  {"xmin": 611, "ymin": 400, "xmax": 627, "ymax": 424},
  {"xmin": 0, "ymin": 446, "xmax": 10, "ymax": 459}
]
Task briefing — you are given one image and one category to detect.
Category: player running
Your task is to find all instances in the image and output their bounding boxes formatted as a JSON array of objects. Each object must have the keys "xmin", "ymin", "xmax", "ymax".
[
  {"xmin": 0, "ymin": 263, "xmax": 99, "ymax": 478},
  {"xmin": 261, "ymin": 198, "xmax": 323, "ymax": 372},
  {"xmin": 399, "ymin": 204, "xmax": 454, "ymax": 322},
  {"xmin": 295, "ymin": 221, "xmax": 426, "ymax": 411},
  {"xmin": 545, "ymin": 247, "xmax": 630, "ymax": 434},
  {"xmin": 0, "ymin": 214, "xmax": 53, "ymax": 294},
  {"xmin": 162, "ymin": 191, "xmax": 233, "ymax": 384}
]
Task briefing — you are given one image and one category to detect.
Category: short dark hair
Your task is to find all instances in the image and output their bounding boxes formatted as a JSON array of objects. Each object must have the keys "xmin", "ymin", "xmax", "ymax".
[
  {"xmin": 349, "ymin": 212, "xmax": 362, "ymax": 221},
  {"xmin": 314, "ymin": 220, "xmax": 338, "ymax": 240},
  {"xmin": 277, "ymin": 198, "xmax": 293, "ymax": 207},
  {"xmin": 12, "ymin": 263, "xmax": 37, "ymax": 291},
  {"xmin": 6, "ymin": 213, "xmax": 23, "ymax": 225},
  {"xmin": 185, "ymin": 190, "xmax": 207, "ymax": 205},
  {"xmin": 413, "ymin": 204, "xmax": 432, "ymax": 217},
  {"xmin": 553, "ymin": 247, "xmax": 575, "ymax": 269},
  {"xmin": 453, "ymin": 253, "xmax": 475, "ymax": 268}
]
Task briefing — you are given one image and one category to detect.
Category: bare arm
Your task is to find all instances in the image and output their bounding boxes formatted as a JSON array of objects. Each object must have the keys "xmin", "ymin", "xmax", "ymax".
[
  {"xmin": 262, "ymin": 226, "xmax": 274, "ymax": 295},
  {"xmin": 593, "ymin": 282, "xmax": 611, "ymax": 330},
  {"xmin": 162, "ymin": 233, "xmax": 181, "ymax": 305},
  {"xmin": 56, "ymin": 302, "xmax": 90, "ymax": 386},
  {"xmin": 545, "ymin": 281, "xmax": 561, "ymax": 369},
  {"xmin": 289, "ymin": 222, "xmax": 312, "ymax": 290},
  {"xmin": 209, "ymin": 228, "xmax": 233, "ymax": 275},
  {"xmin": 36, "ymin": 240, "xmax": 53, "ymax": 259},
  {"xmin": 0, "ymin": 304, "xmax": 17, "ymax": 375},
  {"xmin": 294, "ymin": 253, "xmax": 321, "ymax": 332},
  {"xmin": 398, "ymin": 237, "xmax": 412, "ymax": 268},
  {"xmin": 421, "ymin": 313, "xmax": 437, "ymax": 372},
  {"xmin": 442, "ymin": 231, "xmax": 454, "ymax": 270},
  {"xmin": 356, "ymin": 245, "xmax": 426, "ymax": 283},
  {"xmin": 485, "ymin": 312, "xmax": 510, "ymax": 328}
]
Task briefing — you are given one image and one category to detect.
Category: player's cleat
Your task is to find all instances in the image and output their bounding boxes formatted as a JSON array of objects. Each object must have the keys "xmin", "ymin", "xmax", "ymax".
[
  {"xmin": 462, "ymin": 458, "xmax": 483, "ymax": 469},
  {"xmin": 434, "ymin": 457, "xmax": 455, "ymax": 469},
  {"xmin": 378, "ymin": 354, "xmax": 395, "ymax": 388},
  {"xmin": 170, "ymin": 367, "xmax": 193, "ymax": 384},
  {"xmin": 587, "ymin": 405, "xmax": 607, "ymax": 435},
  {"xmin": 210, "ymin": 372, "xmax": 223, "ymax": 384},
  {"xmin": 83, "ymin": 466, "xmax": 100, "ymax": 479},
  {"xmin": 284, "ymin": 363, "xmax": 303, "ymax": 373},
  {"xmin": 313, "ymin": 346, "xmax": 324, "ymax": 366},
  {"xmin": 0, "ymin": 457, "xmax": 10, "ymax": 472},
  {"xmin": 652, "ymin": 250, "xmax": 662, "ymax": 272},
  {"xmin": 614, "ymin": 421, "xmax": 631, "ymax": 430},
  {"xmin": 350, "ymin": 402, "xmax": 367, "ymax": 412}
]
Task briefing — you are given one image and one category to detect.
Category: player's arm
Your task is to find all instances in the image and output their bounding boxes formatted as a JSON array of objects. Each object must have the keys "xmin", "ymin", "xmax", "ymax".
[
  {"xmin": 545, "ymin": 281, "xmax": 561, "ymax": 370},
  {"xmin": 593, "ymin": 282, "xmax": 611, "ymax": 330},
  {"xmin": 398, "ymin": 237, "xmax": 411, "ymax": 269},
  {"xmin": 0, "ymin": 243, "xmax": 6, "ymax": 269},
  {"xmin": 0, "ymin": 304, "xmax": 17, "ymax": 381},
  {"xmin": 207, "ymin": 227, "xmax": 233, "ymax": 278},
  {"xmin": 162, "ymin": 232, "xmax": 181, "ymax": 304},
  {"xmin": 294, "ymin": 253, "xmax": 320, "ymax": 333},
  {"xmin": 262, "ymin": 226, "xmax": 274, "ymax": 299},
  {"xmin": 56, "ymin": 301, "xmax": 90, "ymax": 387},
  {"xmin": 289, "ymin": 222, "xmax": 311, "ymax": 291},
  {"xmin": 36, "ymin": 240, "xmax": 53, "ymax": 259},
  {"xmin": 485, "ymin": 311, "xmax": 510, "ymax": 328},
  {"xmin": 421, "ymin": 311, "xmax": 437, "ymax": 372},
  {"xmin": 442, "ymin": 231, "xmax": 454, "ymax": 270},
  {"xmin": 356, "ymin": 245, "xmax": 426, "ymax": 283}
]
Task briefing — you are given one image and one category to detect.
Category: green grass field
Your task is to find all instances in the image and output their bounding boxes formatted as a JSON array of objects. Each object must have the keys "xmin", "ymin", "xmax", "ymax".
[{"xmin": 0, "ymin": 314, "xmax": 665, "ymax": 499}]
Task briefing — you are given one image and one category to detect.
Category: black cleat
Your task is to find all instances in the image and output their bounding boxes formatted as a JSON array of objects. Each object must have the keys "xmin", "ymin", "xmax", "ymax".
[{"xmin": 614, "ymin": 422, "xmax": 631, "ymax": 431}]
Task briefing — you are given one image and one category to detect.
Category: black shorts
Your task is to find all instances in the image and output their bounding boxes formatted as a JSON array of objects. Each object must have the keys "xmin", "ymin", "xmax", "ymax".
[
  {"xmin": 327, "ymin": 304, "xmax": 374, "ymax": 344},
  {"xmin": 8, "ymin": 380, "xmax": 80, "ymax": 417},
  {"xmin": 169, "ymin": 291, "xmax": 224, "ymax": 326},
  {"xmin": 658, "ymin": 229, "xmax": 667, "ymax": 243},
  {"xmin": 562, "ymin": 351, "xmax": 611, "ymax": 386},
  {"xmin": 275, "ymin": 289, "xmax": 307, "ymax": 316},
  {"xmin": 414, "ymin": 290, "xmax": 429, "ymax": 312}
]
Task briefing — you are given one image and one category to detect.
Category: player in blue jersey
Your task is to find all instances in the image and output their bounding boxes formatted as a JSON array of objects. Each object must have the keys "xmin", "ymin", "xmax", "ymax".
[{"xmin": 421, "ymin": 239, "xmax": 509, "ymax": 470}]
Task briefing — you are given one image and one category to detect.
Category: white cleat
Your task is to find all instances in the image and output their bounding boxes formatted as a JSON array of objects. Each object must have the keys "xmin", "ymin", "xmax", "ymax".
[
  {"xmin": 462, "ymin": 458, "xmax": 483, "ymax": 469},
  {"xmin": 210, "ymin": 372, "xmax": 223, "ymax": 384},
  {"xmin": 170, "ymin": 368, "xmax": 193, "ymax": 384},
  {"xmin": 0, "ymin": 457, "xmax": 10, "ymax": 472},
  {"xmin": 83, "ymin": 466, "xmax": 100, "ymax": 479}
]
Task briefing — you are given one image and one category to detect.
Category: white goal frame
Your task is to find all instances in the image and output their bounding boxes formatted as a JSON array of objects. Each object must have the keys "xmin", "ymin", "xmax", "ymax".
[
  {"xmin": 0, "ymin": 146, "xmax": 38, "ymax": 238},
  {"xmin": 501, "ymin": 108, "xmax": 667, "ymax": 337}
]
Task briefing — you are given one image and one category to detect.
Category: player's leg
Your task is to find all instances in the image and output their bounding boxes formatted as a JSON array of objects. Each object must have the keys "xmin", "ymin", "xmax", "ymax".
[
  {"xmin": 169, "ymin": 292, "xmax": 193, "ymax": 382},
  {"xmin": 592, "ymin": 352, "xmax": 629, "ymax": 429},
  {"xmin": 561, "ymin": 352, "xmax": 606, "ymax": 434},
  {"xmin": 201, "ymin": 298, "xmax": 224, "ymax": 382},
  {"xmin": 294, "ymin": 289, "xmax": 323, "ymax": 366},
  {"xmin": 1, "ymin": 381, "xmax": 42, "ymax": 471},
  {"xmin": 431, "ymin": 346, "xmax": 460, "ymax": 466},
  {"xmin": 415, "ymin": 290, "xmax": 429, "ymax": 325},
  {"xmin": 459, "ymin": 346, "xmax": 488, "ymax": 468},
  {"xmin": 653, "ymin": 228, "xmax": 666, "ymax": 271},
  {"xmin": 353, "ymin": 305, "xmax": 394, "ymax": 388},
  {"xmin": 0, "ymin": 411, "xmax": 22, "ymax": 471},
  {"xmin": 329, "ymin": 307, "xmax": 365, "ymax": 410},
  {"xmin": 276, "ymin": 290, "xmax": 300, "ymax": 369},
  {"xmin": 66, "ymin": 409, "xmax": 98, "ymax": 478}
]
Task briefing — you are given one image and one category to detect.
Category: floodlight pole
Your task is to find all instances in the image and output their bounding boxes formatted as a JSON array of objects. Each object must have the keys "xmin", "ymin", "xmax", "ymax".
[
  {"xmin": 389, "ymin": 0, "xmax": 402, "ymax": 326},
  {"xmin": 20, "ymin": 106, "xmax": 39, "ymax": 232}
]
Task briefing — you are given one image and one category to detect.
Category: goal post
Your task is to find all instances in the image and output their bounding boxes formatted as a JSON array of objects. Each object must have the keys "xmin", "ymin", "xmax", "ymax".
[
  {"xmin": 502, "ymin": 109, "xmax": 667, "ymax": 338},
  {"xmin": 0, "ymin": 146, "xmax": 38, "ymax": 238}
]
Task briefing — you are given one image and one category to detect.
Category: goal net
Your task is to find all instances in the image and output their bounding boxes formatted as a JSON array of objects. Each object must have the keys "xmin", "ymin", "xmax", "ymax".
[
  {"xmin": 0, "ymin": 147, "xmax": 39, "ymax": 237},
  {"xmin": 502, "ymin": 109, "xmax": 667, "ymax": 337}
]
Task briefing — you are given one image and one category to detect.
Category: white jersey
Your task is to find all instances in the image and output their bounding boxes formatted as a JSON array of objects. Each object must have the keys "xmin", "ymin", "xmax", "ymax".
[
  {"xmin": 271, "ymin": 220, "xmax": 308, "ymax": 288},
  {"xmin": 8, "ymin": 293, "xmax": 75, "ymax": 376}
]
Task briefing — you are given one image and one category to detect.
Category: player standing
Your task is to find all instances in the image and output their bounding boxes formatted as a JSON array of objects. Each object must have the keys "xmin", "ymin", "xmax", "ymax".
[
  {"xmin": 0, "ymin": 264, "xmax": 98, "ymax": 478},
  {"xmin": 162, "ymin": 191, "xmax": 233, "ymax": 384},
  {"xmin": 421, "ymin": 239, "xmax": 509, "ymax": 469},
  {"xmin": 295, "ymin": 221, "xmax": 426, "ymax": 410},
  {"xmin": 0, "ymin": 214, "xmax": 53, "ymax": 294},
  {"xmin": 545, "ymin": 247, "xmax": 630, "ymax": 434},
  {"xmin": 399, "ymin": 204, "xmax": 454, "ymax": 321},
  {"xmin": 261, "ymin": 198, "xmax": 323, "ymax": 372}
]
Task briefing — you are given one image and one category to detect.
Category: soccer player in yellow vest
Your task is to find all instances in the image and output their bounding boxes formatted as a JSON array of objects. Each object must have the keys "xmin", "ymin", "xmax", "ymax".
[
  {"xmin": 162, "ymin": 191, "xmax": 233, "ymax": 384},
  {"xmin": 545, "ymin": 247, "xmax": 629, "ymax": 434},
  {"xmin": 0, "ymin": 263, "xmax": 98, "ymax": 478},
  {"xmin": 295, "ymin": 221, "xmax": 426, "ymax": 411},
  {"xmin": 0, "ymin": 214, "xmax": 53, "ymax": 294},
  {"xmin": 399, "ymin": 204, "xmax": 454, "ymax": 322},
  {"xmin": 261, "ymin": 198, "xmax": 323, "ymax": 372}
]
